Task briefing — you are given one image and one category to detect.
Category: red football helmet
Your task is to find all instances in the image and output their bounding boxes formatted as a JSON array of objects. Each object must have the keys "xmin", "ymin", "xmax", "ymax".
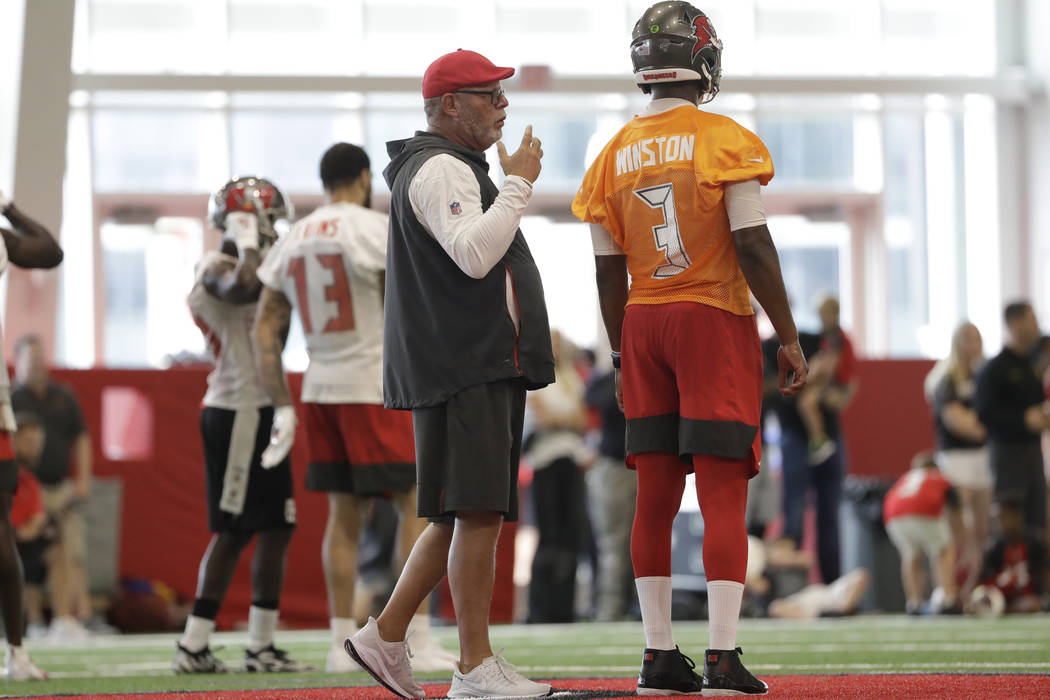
[{"xmin": 207, "ymin": 175, "xmax": 293, "ymax": 247}]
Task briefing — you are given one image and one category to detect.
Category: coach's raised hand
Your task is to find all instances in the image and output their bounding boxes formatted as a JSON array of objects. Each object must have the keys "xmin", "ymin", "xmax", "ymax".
[{"xmin": 497, "ymin": 125, "xmax": 543, "ymax": 184}]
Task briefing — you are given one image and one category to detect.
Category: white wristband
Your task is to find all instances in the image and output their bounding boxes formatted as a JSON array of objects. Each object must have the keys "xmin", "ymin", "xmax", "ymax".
[
  {"xmin": 0, "ymin": 190, "xmax": 11, "ymax": 213},
  {"xmin": 225, "ymin": 211, "xmax": 259, "ymax": 251}
]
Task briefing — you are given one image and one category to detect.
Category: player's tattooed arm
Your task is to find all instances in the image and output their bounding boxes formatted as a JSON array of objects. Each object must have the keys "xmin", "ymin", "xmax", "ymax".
[
  {"xmin": 1, "ymin": 203, "xmax": 64, "ymax": 269},
  {"xmin": 255, "ymin": 286, "xmax": 294, "ymax": 406},
  {"xmin": 201, "ymin": 248, "xmax": 263, "ymax": 304}
]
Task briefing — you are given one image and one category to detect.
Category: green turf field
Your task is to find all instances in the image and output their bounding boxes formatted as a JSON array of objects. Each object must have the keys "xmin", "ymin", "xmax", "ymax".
[{"xmin": 10, "ymin": 614, "xmax": 1050, "ymax": 696}]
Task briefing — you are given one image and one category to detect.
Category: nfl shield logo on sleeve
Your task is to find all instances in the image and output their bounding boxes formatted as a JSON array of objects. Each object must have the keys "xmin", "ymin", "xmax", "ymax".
[{"xmin": 449, "ymin": 201, "xmax": 462, "ymax": 215}]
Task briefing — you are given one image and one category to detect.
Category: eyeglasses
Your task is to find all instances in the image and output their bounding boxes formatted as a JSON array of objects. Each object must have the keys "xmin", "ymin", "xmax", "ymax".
[{"xmin": 453, "ymin": 86, "xmax": 506, "ymax": 106}]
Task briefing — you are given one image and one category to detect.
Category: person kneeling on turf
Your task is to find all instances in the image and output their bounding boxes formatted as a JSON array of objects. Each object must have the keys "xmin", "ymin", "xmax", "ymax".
[{"xmin": 884, "ymin": 451, "xmax": 966, "ymax": 615}]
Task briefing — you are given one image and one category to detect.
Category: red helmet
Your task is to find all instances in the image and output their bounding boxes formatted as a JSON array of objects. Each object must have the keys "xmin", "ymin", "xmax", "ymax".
[{"xmin": 207, "ymin": 175, "xmax": 293, "ymax": 246}]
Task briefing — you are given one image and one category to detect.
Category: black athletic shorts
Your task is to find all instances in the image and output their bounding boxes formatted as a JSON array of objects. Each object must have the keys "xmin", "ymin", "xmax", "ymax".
[
  {"xmin": 17, "ymin": 538, "xmax": 49, "ymax": 586},
  {"xmin": 201, "ymin": 406, "xmax": 296, "ymax": 534},
  {"xmin": 412, "ymin": 379, "xmax": 526, "ymax": 524},
  {"xmin": 0, "ymin": 460, "xmax": 17, "ymax": 494},
  {"xmin": 0, "ymin": 431, "xmax": 17, "ymax": 493}
]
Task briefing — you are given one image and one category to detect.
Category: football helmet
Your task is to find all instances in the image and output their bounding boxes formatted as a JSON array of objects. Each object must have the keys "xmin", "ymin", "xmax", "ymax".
[
  {"xmin": 207, "ymin": 176, "xmax": 293, "ymax": 248},
  {"xmin": 630, "ymin": 2, "xmax": 722, "ymax": 103}
]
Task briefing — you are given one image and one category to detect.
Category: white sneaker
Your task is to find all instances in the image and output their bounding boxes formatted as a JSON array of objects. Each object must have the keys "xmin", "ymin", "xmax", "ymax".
[
  {"xmin": 448, "ymin": 652, "xmax": 552, "ymax": 698},
  {"xmin": 326, "ymin": 644, "xmax": 362, "ymax": 673},
  {"xmin": 407, "ymin": 627, "xmax": 458, "ymax": 672},
  {"xmin": 4, "ymin": 646, "xmax": 48, "ymax": 681},
  {"xmin": 48, "ymin": 616, "xmax": 91, "ymax": 642},
  {"xmin": 345, "ymin": 617, "xmax": 425, "ymax": 698}
]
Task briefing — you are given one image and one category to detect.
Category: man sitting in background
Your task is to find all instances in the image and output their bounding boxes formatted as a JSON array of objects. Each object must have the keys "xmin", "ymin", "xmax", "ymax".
[
  {"xmin": 977, "ymin": 496, "xmax": 1047, "ymax": 613},
  {"xmin": 11, "ymin": 412, "xmax": 53, "ymax": 640}
]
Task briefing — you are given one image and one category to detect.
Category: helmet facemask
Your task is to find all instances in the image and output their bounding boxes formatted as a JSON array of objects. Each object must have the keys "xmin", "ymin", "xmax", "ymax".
[{"xmin": 208, "ymin": 176, "xmax": 293, "ymax": 256}]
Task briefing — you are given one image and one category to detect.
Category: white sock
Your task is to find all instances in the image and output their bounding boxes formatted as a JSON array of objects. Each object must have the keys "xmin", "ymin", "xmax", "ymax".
[
  {"xmin": 707, "ymin": 580, "xmax": 744, "ymax": 651},
  {"xmin": 248, "ymin": 606, "xmax": 278, "ymax": 652},
  {"xmin": 331, "ymin": 617, "xmax": 357, "ymax": 650},
  {"xmin": 635, "ymin": 576, "xmax": 674, "ymax": 650},
  {"xmin": 180, "ymin": 615, "xmax": 215, "ymax": 653}
]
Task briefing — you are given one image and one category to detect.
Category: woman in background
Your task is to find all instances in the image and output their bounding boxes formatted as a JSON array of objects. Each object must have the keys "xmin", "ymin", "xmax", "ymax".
[{"xmin": 926, "ymin": 321, "xmax": 989, "ymax": 588}]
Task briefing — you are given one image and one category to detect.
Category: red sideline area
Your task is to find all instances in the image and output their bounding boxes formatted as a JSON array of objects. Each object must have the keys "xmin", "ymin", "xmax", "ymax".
[
  {"xmin": 54, "ymin": 359, "xmax": 934, "ymax": 629},
  {"xmin": 44, "ymin": 675, "xmax": 1050, "ymax": 699}
]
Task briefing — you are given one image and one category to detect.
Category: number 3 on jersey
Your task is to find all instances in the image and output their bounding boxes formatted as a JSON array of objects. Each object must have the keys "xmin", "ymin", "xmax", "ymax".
[
  {"xmin": 287, "ymin": 253, "xmax": 355, "ymax": 334},
  {"xmin": 634, "ymin": 183, "xmax": 692, "ymax": 278}
]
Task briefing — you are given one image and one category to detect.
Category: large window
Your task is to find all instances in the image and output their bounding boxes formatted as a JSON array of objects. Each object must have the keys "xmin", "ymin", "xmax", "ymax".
[
  {"xmin": 74, "ymin": 0, "xmax": 997, "ymax": 77},
  {"xmin": 60, "ymin": 0, "xmax": 1009, "ymax": 366}
]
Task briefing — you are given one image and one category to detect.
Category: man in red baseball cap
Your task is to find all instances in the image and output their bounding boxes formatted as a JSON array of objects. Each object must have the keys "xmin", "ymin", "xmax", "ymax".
[{"xmin": 345, "ymin": 50, "xmax": 554, "ymax": 699}]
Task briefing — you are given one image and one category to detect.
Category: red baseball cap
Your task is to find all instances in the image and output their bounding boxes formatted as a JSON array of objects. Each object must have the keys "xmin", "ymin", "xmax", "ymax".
[{"xmin": 422, "ymin": 49, "xmax": 515, "ymax": 99}]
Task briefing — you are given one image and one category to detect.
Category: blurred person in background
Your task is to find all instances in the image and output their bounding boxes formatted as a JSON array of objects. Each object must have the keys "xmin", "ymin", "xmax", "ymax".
[
  {"xmin": 254, "ymin": 143, "xmax": 454, "ymax": 673},
  {"xmin": 975, "ymin": 301, "xmax": 1049, "ymax": 544},
  {"xmin": 176, "ymin": 176, "xmax": 311, "ymax": 674},
  {"xmin": 523, "ymin": 330, "xmax": 591, "ymax": 623},
  {"xmin": 1032, "ymin": 336, "xmax": 1050, "ymax": 547},
  {"xmin": 761, "ymin": 327, "xmax": 843, "ymax": 585},
  {"xmin": 925, "ymin": 322, "xmax": 989, "ymax": 587},
  {"xmin": 883, "ymin": 451, "xmax": 966, "ymax": 615},
  {"xmin": 583, "ymin": 360, "xmax": 637, "ymax": 622},
  {"xmin": 0, "ymin": 192, "xmax": 63, "ymax": 680},
  {"xmin": 11, "ymin": 333, "xmax": 92, "ymax": 640},
  {"xmin": 796, "ymin": 295, "xmax": 858, "ymax": 465},
  {"xmin": 10, "ymin": 413, "xmax": 53, "ymax": 641},
  {"xmin": 976, "ymin": 496, "xmax": 1047, "ymax": 613}
]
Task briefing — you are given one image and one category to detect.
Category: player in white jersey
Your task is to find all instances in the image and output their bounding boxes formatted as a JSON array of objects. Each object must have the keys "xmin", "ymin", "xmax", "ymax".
[
  {"xmin": 0, "ymin": 191, "xmax": 62, "ymax": 680},
  {"xmin": 255, "ymin": 143, "xmax": 455, "ymax": 673},
  {"xmin": 175, "ymin": 176, "xmax": 312, "ymax": 674}
]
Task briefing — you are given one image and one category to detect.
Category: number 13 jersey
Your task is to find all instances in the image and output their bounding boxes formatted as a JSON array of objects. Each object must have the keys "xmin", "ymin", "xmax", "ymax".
[
  {"xmin": 257, "ymin": 202, "xmax": 388, "ymax": 405},
  {"xmin": 572, "ymin": 104, "xmax": 773, "ymax": 316}
]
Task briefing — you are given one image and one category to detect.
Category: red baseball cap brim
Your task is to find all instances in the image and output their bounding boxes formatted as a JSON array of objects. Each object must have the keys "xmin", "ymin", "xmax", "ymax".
[{"xmin": 422, "ymin": 49, "xmax": 515, "ymax": 99}]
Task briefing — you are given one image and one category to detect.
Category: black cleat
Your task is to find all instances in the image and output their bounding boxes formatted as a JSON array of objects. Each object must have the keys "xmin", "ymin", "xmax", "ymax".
[
  {"xmin": 701, "ymin": 648, "xmax": 768, "ymax": 696},
  {"xmin": 637, "ymin": 646, "xmax": 704, "ymax": 695},
  {"xmin": 172, "ymin": 643, "xmax": 229, "ymax": 674}
]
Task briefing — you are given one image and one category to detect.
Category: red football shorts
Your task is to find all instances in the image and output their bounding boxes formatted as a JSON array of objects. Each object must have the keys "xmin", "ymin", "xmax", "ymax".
[
  {"xmin": 302, "ymin": 403, "xmax": 416, "ymax": 495},
  {"xmin": 0, "ymin": 431, "xmax": 13, "ymax": 462},
  {"xmin": 621, "ymin": 301, "xmax": 762, "ymax": 476}
]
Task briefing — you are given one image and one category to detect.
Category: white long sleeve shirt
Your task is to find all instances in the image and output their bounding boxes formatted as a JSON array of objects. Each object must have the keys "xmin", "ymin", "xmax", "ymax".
[
  {"xmin": 408, "ymin": 154, "xmax": 533, "ymax": 279},
  {"xmin": 408, "ymin": 153, "xmax": 533, "ymax": 332}
]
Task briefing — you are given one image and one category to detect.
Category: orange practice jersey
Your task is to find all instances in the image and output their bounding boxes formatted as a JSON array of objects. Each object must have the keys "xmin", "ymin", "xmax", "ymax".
[{"xmin": 572, "ymin": 105, "xmax": 774, "ymax": 315}]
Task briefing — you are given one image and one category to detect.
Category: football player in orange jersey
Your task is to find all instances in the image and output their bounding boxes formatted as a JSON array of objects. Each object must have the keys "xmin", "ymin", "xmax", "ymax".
[{"xmin": 572, "ymin": 2, "xmax": 807, "ymax": 695}]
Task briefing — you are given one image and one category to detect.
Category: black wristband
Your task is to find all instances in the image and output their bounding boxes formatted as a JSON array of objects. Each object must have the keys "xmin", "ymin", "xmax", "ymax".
[{"xmin": 611, "ymin": 351, "xmax": 621, "ymax": 369}]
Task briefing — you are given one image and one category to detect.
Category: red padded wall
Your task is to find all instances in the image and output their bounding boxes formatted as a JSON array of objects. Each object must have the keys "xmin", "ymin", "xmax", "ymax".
[{"xmin": 52, "ymin": 358, "xmax": 933, "ymax": 628}]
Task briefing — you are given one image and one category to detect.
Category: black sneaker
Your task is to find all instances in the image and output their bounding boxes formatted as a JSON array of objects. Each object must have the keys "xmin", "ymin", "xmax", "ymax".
[
  {"xmin": 637, "ymin": 646, "xmax": 704, "ymax": 695},
  {"xmin": 701, "ymin": 648, "xmax": 768, "ymax": 696},
  {"xmin": 244, "ymin": 644, "xmax": 316, "ymax": 672},
  {"xmin": 172, "ymin": 643, "xmax": 229, "ymax": 674}
]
